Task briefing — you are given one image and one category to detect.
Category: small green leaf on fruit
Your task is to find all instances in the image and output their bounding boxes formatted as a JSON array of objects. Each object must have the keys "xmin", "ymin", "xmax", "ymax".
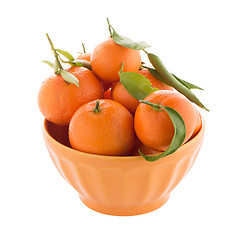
[
  {"xmin": 119, "ymin": 72, "xmax": 159, "ymax": 100},
  {"xmin": 68, "ymin": 59, "xmax": 92, "ymax": 70},
  {"xmin": 147, "ymin": 67, "xmax": 172, "ymax": 86},
  {"xmin": 42, "ymin": 60, "xmax": 54, "ymax": 69},
  {"xmin": 59, "ymin": 70, "xmax": 79, "ymax": 87},
  {"xmin": 56, "ymin": 49, "xmax": 74, "ymax": 61},
  {"xmin": 139, "ymin": 106, "xmax": 186, "ymax": 161},
  {"xmin": 171, "ymin": 74, "xmax": 204, "ymax": 90},
  {"xmin": 68, "ymin": 61, "xmax": 83, "ymax": 67},
  {"xmin": 107, "ymin": 18, "xmax": 150, "ymax": 50},
  {"xmin": 147, "ymin": 52, "xmax": 209, "ymax": 111},
  {"xmin": 54, "ymin": 59, "xmax": 60, "ymax": 74},
  {"xmin": 112, "ymin": 30, "xmax": 151, "ymax": 50}
]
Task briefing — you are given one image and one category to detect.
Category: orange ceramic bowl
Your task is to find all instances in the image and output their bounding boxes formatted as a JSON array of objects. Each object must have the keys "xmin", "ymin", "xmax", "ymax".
[{"xmin": 42, "ymin": 114, "xmax": 205, "ymax": 216}]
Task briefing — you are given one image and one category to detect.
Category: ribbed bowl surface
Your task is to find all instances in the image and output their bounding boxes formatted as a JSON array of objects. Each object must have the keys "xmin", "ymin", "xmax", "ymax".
[{"xmin": 43, "ymin": 115, "xmax": 205, "ymax": 216}]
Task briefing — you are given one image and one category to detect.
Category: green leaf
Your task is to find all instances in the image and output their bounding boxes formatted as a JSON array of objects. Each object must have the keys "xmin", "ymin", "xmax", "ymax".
[
  {"xmin": 147, "ymin": 67, "xmax": 172, "ymax": 86},
  {"xmin": 42, "ymin": 60, "xmax": 54, "ymax": 69},
  {"xmin": 139, "ymin": 106, "xmax": 186, "ymax": 162},
  {"xmin": 54, "ymin": 59, "xmax": 60, "ymax": 74},
  {"xmin": 56, "ymin": 49, "xmax": 74, "ymax": 61},
  {"xmin": 68, "ymin": 59, "xmax": 92, "ymax": 70},
  {"xmin": 171, "ymin": 74, "xmax": 204, "ymax": 90},
  {"xmin": 112, "ymin": 30, "xmax": 151, "ymax": 50},
  {"xmin": 59, "ymin": 70, "xmax": 79, "ymax": 87},
  {"xmin": 147, "ymin": 52, "xmax": 209, "ymax": 111},
  {"xmin": 107, "ymin": 18, "xmax": 150, "ymax": 50},
  {"xmin": 147, "ymin": 66, "xmax": 204, "ymax": 90},
  {"xmin": 119, "ymin": 72, "xmax": 159, "ymax": 100},
  {"xmin": 68, "ymin": 60, "xmax": 83, "ymax": 67}
]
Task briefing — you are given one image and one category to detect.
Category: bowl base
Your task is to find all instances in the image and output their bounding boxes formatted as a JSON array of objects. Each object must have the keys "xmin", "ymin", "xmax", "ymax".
[{"xmin": 79, "ymin": 193, "xmax": 170, "ymax": 216}]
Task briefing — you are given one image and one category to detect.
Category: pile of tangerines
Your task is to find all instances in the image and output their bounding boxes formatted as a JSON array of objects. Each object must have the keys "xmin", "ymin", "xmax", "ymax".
[{"xmin": 38, "ymin": 20, "xmax": 207, "ymax": 161}]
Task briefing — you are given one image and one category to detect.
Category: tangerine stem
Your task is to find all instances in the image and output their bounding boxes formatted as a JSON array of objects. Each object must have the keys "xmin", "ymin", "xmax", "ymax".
[
  {"xmin": 93, "ymin": 99, "xmax": 101, "ymax": 113},
  {"xmin": 139, "ymin": 100, "xmax": 163, "ymax": 112},
  {"xmin": 143, "ymin": 49, "xmax": 149, "ymax": 55},
  {"xmin": 82, "ymin": 43, "xmax": 86, "ymax": 53},
  {"xmin": 46, "ymin": 33, "xmax": 63, "ymax": 73},
  {"xmin": 119, "ymin": 62, "xmax": 124, "ymax": 73},
  {"xmin": 107, "ymin": 17, "xmax": 113, "ymax": 37}
]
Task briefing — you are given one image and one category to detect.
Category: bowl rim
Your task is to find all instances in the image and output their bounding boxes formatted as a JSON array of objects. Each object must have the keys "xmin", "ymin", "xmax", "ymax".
[{"xmin": 43, "ymin": 112, "xmax": 205, "ymax": 162}]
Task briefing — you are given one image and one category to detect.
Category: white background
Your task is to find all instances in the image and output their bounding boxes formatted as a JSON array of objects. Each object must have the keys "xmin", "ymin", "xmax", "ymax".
[{"xmin": 1, "ymin": 0, "xmax": 240, "ymax": 239}]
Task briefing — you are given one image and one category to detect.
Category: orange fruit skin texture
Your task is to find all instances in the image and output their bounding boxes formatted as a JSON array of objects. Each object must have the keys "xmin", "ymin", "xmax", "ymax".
[
  {"xmin": 69, "ymin": 99, "xmax": 136, "ymax": 156},
  {"xmin": 38, "ymin": 67, "xmax": 104, "ymax": 126},
  {"xmin": 134, "ymin": 90, "xmax": 197, "ymax": 151},
  {"xmin": 75, "ymin": 52, "xmax": 111, "ymax": 91},
  {"xmin": 90, "ymin": 38, "xmax": 141, "ymax": 83},
  {"xmin": 112, "ymin": 82, "xmax": 139, "ymax": 115},
  {"xmin": 112, "ymin": 68, "xmax": 173, "ymax": 115},
  {"xmin": 75, "ymin": 52, "xmax": 91, "ymax": 61}
]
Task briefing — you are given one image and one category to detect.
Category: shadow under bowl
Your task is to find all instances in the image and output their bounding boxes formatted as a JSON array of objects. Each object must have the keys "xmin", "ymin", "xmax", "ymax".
[{"xmin": 42, "ymin": 114, "xmax": 205, "ymax": 216}]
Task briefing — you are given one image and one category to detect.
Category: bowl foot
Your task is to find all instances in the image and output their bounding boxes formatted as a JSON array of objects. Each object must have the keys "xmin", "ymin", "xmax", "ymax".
[{"xmin": 79, "ymin": 194, "xmax": 170, "ymax": 216}]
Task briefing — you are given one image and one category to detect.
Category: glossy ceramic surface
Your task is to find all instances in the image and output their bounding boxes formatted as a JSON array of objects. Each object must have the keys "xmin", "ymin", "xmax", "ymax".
[{"xmin": 42, "ymin": 115, "xmax": 205, "ymax": 216}]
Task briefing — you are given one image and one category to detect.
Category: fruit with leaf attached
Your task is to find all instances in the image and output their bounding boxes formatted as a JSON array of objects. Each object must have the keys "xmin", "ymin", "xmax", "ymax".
[
  {"xmin": 147, "ymin": 52, "xmax": 208, "ymax": 111},
  {"xmin": 134, "ymin": 90, "xmax": 197, "ymax": 151},
  {"xmin": 112, "ymin": 68, "xmax": 173, "ymax": 115},
  {"xmin": 38, "ymin": 66, "xmax": 104, "ymax": 126},
  {"xmin": 69, "ymin": 99, "xmax": 136, "ymax": 155},
  {"xmin": 90, "ymin": 38, "xmax": 141, "ymax": 83}
]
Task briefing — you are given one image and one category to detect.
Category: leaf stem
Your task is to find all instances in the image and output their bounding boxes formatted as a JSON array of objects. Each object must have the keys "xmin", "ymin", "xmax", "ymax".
[
  {"xmin": 143, "ymin": 49, "xmax": 149, "ymax": 55},
  {"xmin": 119, "ymin": 62, "xmax": 124, "ymax": 73},
  {"xmin": 106, "ymin": 17, "xmax": 113, "ymax": 37},
  {"xmin": 139, "ymin": 100, "xmax": 163, "ymax": 112},
  {"xmin": 93, "ymin": 99, "xmax": 101, "ymax": 113},
  {"xmin": 82, "ymin": 43, "xmax": 86, "ymax": 53},
  {"xmin": 46, "ymin": 33, "xmax": 63, "ymax": 73}
]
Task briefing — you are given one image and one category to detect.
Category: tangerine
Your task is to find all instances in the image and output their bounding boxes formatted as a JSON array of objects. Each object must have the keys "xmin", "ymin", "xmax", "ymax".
[
  {"xmin": 112, "ymin": 82, "xmax": 139, "ymax": 115},
  {"xmin": 69, "ymin": 99, "xmax": 136, "ymax": 156},
  {"xmin": 75, "ymin": 52, "xmax": 91, "ymax": 61},
  {"xmin": 112, "ymin": 68, "xmax": 173, "ymax": 115},
  {"xmin": 134, "ymin": 90, "xmax": 197, "ymax": 151},
  {"xmin": 76, "ymin": 52, "xmax": 111, "ymax": 91},
  {"xmin": 38, "ymin": 66, "xmax": 104, "ymax": 125},
  {"xmin": 90, "ymin": 38, "xmax": 141, "ymax": 83}
]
